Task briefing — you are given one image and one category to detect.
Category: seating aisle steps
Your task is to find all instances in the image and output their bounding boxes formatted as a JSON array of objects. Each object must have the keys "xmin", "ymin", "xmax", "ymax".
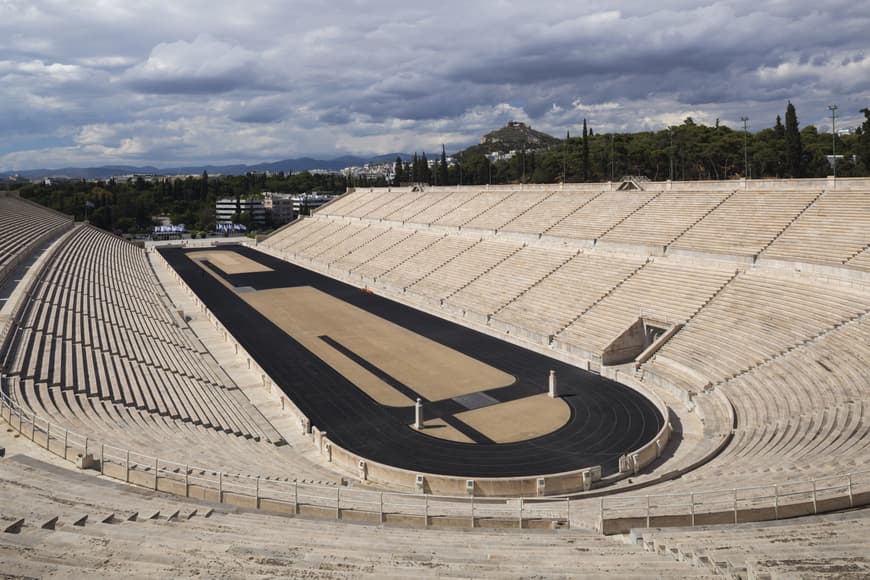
[
  {"xmin": 554, "ymin": 261, "xmax": 736, "ymax": 356},
  {"xmin": 432, "ymin": 190, "xmax": 513, "ymax": 227},
  {"xmin": 463, "ymin": 190, "xmax": 554, "ymax": 231},
  {"xmin": 490, "ymin": 253, "xmax": 646, "ymax": 344},
  {"xmin": 446, "ymin": 245, "xmax": 576, "ymax": 318},
  {"xmin": 0, "ymin": 452, "xmax": 707, "ymax": 579},
  {"xmin": 845, "ymin": 245, "xmax": 870, "ymax": 271},
  {"xmin": 669, "ymin": 190, "xmax": 821, "ymax": 257},
  {"xmin": 2, "ymin": 226, "xmax": 270, "ymax": 441},
  {"xmin": 406, "ymin": 239, "xmax": 522, "ymax": 302},
  {"xmin": 663, "ymin": 315, "xmax": 870, "ymax": 487},
  {"xmin": 644, "ymin": 271, "xmax": 869, "ymax": 393},
  {"xmin": 377, "ymin": 235, "xmax": 479, "ymax": 290},
  {"xmin": 330, "ymin": 226, "xmax": 414, "ymax": 274},
  {"xmin": 545, "ymin": 191, "xmax": 659, "ymax": 241},
  {"xmin": 633, "ymin": 508, "xmax": 870, "ymax": 579},
  {"xmin": 0, "ymin": 195, "xmax": 72, "ymax": 283},
  {"xmin": 760, "ymin": 190, "xmax": 870, "ymax": 266},
  {"xmin": 500, "ymin": 190, "xmax": 601, "ymax": 236},
  {"xmin": 1, "ymin": 226, "xmax": 347, "ymax": 483},
  {"xmin": 600, "ymin": 190, "xmax": 733, "ymax": 248}
]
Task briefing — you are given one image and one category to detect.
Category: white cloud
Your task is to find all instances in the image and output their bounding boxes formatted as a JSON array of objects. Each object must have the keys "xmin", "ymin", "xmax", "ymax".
[
  {"xmin": 1, "ymin": 0, "xmax": 869, "ymax": 170},
  {"xmin": 756, "ymin": 54, "xmax": 870, "ymax": 92}
]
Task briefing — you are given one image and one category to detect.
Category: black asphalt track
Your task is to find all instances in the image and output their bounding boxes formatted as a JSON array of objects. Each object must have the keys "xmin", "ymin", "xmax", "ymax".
[{"xmin": 159, "ymin": 245, "xmax": 663, "ymax": 477}]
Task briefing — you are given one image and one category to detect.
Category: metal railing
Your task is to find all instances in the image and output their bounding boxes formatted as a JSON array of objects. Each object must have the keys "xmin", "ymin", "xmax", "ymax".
[
  {"xmin": 600, "ymin": 469, "xmax": 870, "ymax": 531},
  {"xmin": 0, "ymin": 389, "xmax": 570, "ymax": 529}
]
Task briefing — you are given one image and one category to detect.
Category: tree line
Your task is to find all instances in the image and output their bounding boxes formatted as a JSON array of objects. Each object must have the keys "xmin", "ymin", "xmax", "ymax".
[
  {"xmin": 16, "ymin": 170, "xmax": 348, "ymax": 235},
  {"xmin": 10, "ymin": 102, "xmax": 870, "ymax": 235},
  {"xmin": 401, "ymin": 103, "xmax": 870, "ymax": 185}
]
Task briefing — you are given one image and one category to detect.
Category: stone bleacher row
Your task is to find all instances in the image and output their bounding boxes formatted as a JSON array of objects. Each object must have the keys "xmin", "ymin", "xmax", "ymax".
[
  {"xmin": 7, "ymin": 376, "xmax": 335, "ymax": 483},
  {"xmin": 645, "ymin": 272, "xmax": 869, "ymax": 393},
  {"xmin": 264, "ymin": 214, "xmax": 867, "ymax": 387},
  {"xmin": 316, "ymin": 187, "xmax": 870, "ymax": 268},
  {"xmin": 655, "ymin": 314, "xmax": 870, "ymax": 489},
  {"xmin": 263, "ymin": 186, "xmax": 870, "ymax": 497},
  {"xmin": 1, "ymin": 188, "xmax": 869, "ymax": 576},
  {"xmin": 0, "ymin": 455, "xmax": 706, "ymax": 579},
  {"xmin": 633, "ymin": 509, "xmax": 870, "ymax": 579},
  {"xmin": 2, "ymin": 226, "xmax": 273, "ymax": 443},
  {"xmin": 0, "ymin": 195, "xmax": 71, "ymax": 284}
]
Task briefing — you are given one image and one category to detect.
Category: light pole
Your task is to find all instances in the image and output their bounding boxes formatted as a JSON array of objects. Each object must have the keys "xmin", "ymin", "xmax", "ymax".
[
  {"xmin": 740, "ymin": 116, "xmax": 750, "ymax": 179},
  {"xmin": 828, "ymin": 105, "xmax": 838, "ymax": 178},
  {"xmin": 668, "ymin": 128, "xmax": 674, "ymax": 181}
]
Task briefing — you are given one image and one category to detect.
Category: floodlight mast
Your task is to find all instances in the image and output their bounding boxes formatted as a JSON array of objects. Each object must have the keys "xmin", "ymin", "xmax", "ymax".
[
  {"xmin": 828, "ymin": 105, "xmax": 838, "ymax": 179},
  {"xmin": 740, "ymin": 116, "xmax": 750, "ymax": 179}
]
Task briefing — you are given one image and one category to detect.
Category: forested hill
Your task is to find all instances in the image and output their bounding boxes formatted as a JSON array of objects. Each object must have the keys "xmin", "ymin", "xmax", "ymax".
[{"xmin": 445, "ymin": 106, "xmax": 870, "ymax": 184}]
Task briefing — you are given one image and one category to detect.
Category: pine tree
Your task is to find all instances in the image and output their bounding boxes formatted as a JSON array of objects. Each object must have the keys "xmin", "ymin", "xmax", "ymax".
[
  {"xmin": 411, "ymin": 153, "xmax": 419, "ymax": 182},
  {"xmin": 582, "ymin": 119, "xmax": 590, "ymax": 182},
  {"xmin": 784, "ymin": 101, "xmax": 803, "ymax": 178}
]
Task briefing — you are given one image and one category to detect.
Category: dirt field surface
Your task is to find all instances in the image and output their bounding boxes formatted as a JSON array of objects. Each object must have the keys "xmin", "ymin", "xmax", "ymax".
[
  {"xmin": 244, "ymin": 286, "xmax": 515, "ymax": 405},
  {"xmin": 188, "ymin": 250, "xmax": 274, "ymax": 274},
  {"xmin": 456, "ymin": 394, "xmax": 571, "ymax": 444}
]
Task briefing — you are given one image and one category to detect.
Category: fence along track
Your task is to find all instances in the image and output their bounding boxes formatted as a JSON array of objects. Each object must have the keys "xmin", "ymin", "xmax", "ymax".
[{"xmin": 0, "ymin": 388, "xmax": 570, "ymax": 530}]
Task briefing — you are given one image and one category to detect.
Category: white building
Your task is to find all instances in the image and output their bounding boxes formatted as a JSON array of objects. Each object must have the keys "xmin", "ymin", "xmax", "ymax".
[
  {"xmin": 291, "ymin": 193, "xmax": 334, "ymax": 216},
  {"xmin": 215, "ymin": 198, "xmax": 265, "ymax": 226},
  {"xmin": 262, "ymin": 193, "xmax": 295, "ymax": 225},
  {"xmin": 263, "ymin": 192, "xmax": 336, "ymax": 225}
]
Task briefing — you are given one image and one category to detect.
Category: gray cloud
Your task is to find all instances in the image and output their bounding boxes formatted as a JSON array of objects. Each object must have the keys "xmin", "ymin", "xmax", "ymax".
[
  {"xmin": 1, "ymin": 0, "xmax": 868, "ymax": 170},
  {"xmin": 121, "ymin": 35, "xmax": 262, "ymax": 94}
]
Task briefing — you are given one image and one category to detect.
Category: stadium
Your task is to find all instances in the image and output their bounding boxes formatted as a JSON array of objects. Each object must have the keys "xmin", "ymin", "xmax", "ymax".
[{"xmin": 1, "ymin": 177, "xmax": 869, "ymax": 577}]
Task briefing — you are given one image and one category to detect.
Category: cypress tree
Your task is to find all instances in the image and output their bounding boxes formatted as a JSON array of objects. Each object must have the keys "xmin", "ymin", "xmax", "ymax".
[
  {"xmin": 582, "ymin": 119, "xmax": 590, "ymax": 182},
  {"xmin": 858, "ymin": 108, "xmax": 870, "ymax": 170},
  {"xmin": 394, "ymin": 156, "xmax": 403, "ymax": 184},
  {"xmin": 440, "ymin": 145, "xmax": 448, "ymax": 185},
  {"xmin": 421, "ymin": 152, "xmax": 430, "ymax": 184},
  {"xmin": 774, "ymin": 115, "xmax": 784, "ymax": 138},
  {"xmin": 563, "ymin": 130, "xmax": 570, "ymax": 182},
  {"xmin": 784, "ymin": 101, "xmax": 803, "ymax": 178}
]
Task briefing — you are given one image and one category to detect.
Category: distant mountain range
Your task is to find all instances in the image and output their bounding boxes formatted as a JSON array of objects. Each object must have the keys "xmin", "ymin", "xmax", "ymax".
[{"xmin": 0, "ymin": 153, "xmax": 413, "ymax": 180}]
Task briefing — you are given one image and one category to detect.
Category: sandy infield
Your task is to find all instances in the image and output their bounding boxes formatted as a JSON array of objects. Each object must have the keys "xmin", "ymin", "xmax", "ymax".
[
  {"xmin": 190, "ymin": 251, "xmax": 570, "ymax": 444},
  {"xmin": 189, "ymin": 250, "xmax": 274, "ymax": 274},
  {"xmin": 244, "ymin": 286, "xmax": 516, "ymax": 405}
]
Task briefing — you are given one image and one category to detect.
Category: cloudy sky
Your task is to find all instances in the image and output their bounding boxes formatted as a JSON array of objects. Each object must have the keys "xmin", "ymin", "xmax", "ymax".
[{"xmin": 1, "ymin": 0, "xmax": 868, "ymax": 170}]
